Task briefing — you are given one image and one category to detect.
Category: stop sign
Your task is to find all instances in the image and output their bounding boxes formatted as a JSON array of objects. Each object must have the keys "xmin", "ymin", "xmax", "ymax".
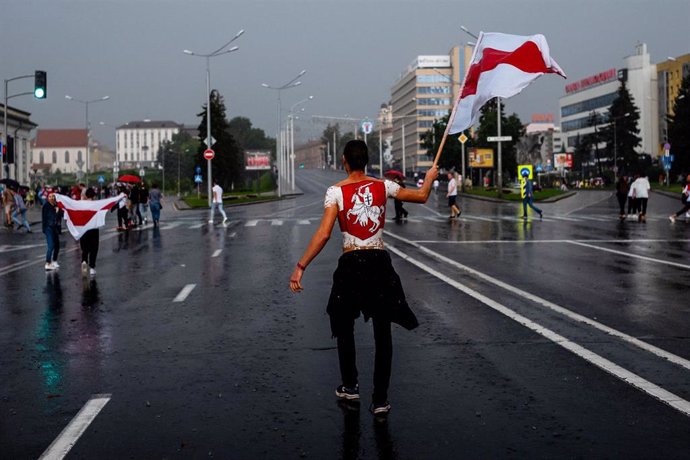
[{"xmin": 203, "ymin": 149, "xmax": 215, "ymax": 160}]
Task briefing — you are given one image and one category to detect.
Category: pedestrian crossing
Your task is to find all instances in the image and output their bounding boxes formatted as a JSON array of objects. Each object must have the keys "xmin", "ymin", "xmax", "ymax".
[{"xmin": 100, "ymin": 213, "xmax": 676, "ymax": 233}]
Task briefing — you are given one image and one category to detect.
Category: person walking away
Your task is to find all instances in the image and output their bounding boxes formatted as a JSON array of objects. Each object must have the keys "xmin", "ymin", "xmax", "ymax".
[
  {"xmin": 669, "ymin": 174, "xmax": 690, "ymax": 223},
  {"xmin": 148, "ymin": 182, "xmax": 163, "ymax": 226},
  {"xmin": 209, "ymin": 179, "xmax": 227, "ymax": 224},
  {"xmin": 129, "ymin": 183, "xmax": 143, "ymax": 225},
  {"xmin": 2, "ymin": 185, "xmax": 14, "ymax": 228},
  {"xmin": 139, "ymin": 181, "xmax": 149, "ymax": 225},
  {"xmin": 115, "ymin": 186, "xmax": 129, "ymax": 231},
  {"xmin": 42, "ymin": 191, "xmax": 62, "ymax": 270},
  {"xmin": 627, "ymin": 174, "xmax": 638, "ymax": 218},
  {"xmin": 392, "ymin": 176, "xmax": 408, "ymax": 221},
  {"xmin": 521, "ymin": 171, "xmax": 543, "ymax": 220},
  {"xmin": 12, "ymin": 188, "xmax": 31, "ymax": 232},
  {"xmin": 79, "ymin": 188, "xmax": 100, "ymax": 277},
  {"xmin": 615, "ymin": 176, "xmax": 629, "ymax": 220},
  {"xmin": 630, "ymin": 173, "xmax": 650, "ymax": 222},
  {"xmin": 446, "ymin": 171, "xmax": 461, "ymax": 219},
  {"xmin": 289, "ymin": 140, "xmax": 439, "ymax": 416}
]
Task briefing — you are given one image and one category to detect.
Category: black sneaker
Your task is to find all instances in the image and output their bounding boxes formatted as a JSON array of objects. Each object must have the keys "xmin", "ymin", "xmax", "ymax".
[
  {"xmin": 370, "ymin": 401, "xmax": 391, "ymax": 416},
  {"xmin": 335, "ymin": 384, "xmax": 359, "ymax": 400}
]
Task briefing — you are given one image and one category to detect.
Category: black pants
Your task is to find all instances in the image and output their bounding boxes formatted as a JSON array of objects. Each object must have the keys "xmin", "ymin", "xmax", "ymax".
[
  {"xmin": 627, "ymin": 197, "xmax": 638, "ymax": 215},
  {"xmin": 673, "ymin": 203, "xmax": 690, "ymax": 217},
  {"xmin": 616, "ymin": 193, "xmax": 627, "ymax": 215},
  {"xmin": 336, "ymin": 316, "xmax": 392, "ymax": 405},
  {"xmin": 637, "ymin": 197, "xmax": 648, "ymax": 215},
  {"xmin": 117, "ymin": 206, "xmax": 128, "ymax": 227},
  {"xmin": 393, "ymin": 199, "xmax": 407, "ymax": 219},
  {"xmin": 80, "ymin": 229, "xmax": 99, "ymax": 268}
]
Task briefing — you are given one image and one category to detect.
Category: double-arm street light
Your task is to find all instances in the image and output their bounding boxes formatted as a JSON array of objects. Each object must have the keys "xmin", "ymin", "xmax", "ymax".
[
  {"xmin": 262, "ymin": 69, "xmax": 306, "ymax": 197},
  {"xmin": 65, "ymin": 94, "xmax": 110, "ymax": 176},
  {"xmin": 184, "ymin": 28, "xmax": 244, "ymax": 206}
]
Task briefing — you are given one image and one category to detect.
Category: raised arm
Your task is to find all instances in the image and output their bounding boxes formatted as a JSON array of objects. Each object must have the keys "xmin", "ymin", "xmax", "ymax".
[
  {"xmin": 289, "ymin": 205, "xmax": 339, "ymax": 293},
  {"xmin": 395, "ymin": 165, "xmax": 439, "ymax": 204}
]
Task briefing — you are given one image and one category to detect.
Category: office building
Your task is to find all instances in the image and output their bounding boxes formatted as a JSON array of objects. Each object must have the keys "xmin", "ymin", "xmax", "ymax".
[{"xmin": 116, "ymin": 120, "xmax": 181, "ymax": 169}]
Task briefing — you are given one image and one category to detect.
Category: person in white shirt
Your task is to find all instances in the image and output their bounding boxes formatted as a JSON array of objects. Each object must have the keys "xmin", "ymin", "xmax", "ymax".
[
  {"xmin": 629, "ymin": 173, "xmax": 651, "ymax": 222},
  {"xmin": 209, "ymin": 179, "xmax": 228, "ymax": 224},
  {"xmin": 446, "ymin": 172, "xmax": 461, "ymax": 219}
]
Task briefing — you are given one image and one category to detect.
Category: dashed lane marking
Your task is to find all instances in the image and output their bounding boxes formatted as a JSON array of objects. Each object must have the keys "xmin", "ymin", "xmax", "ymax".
[
  {"xmin": 173, "ymin": 284, "xmax": 196, "ymax": 302},
  {"xmin": 212, "ymin": 249, "xmax": 222, "ymax": 258},
  {"xmin": 39, "ymin": 393, "xmax": 111, "ymax": 460}
]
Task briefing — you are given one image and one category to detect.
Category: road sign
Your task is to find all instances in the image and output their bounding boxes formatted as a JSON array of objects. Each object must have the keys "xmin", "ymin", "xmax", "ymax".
[
  {"xmin": 487, "ymin": 136, "xmax": 513, "ymax": 142},
  {"xmin": 97, "ymin": 175, "xmax": 105, "ymax": 184},
  {"xmin": 139, "ymin": 169, "xmax": 145, "ymax": 177},
  {"xmin": 361, "ymin": 119, "xmax": 373, "ymax": 135},
  {"xmin": 203, "ymin": 149, "xmax": 215, "ymax": 160},
  {"xmin": 195, "ymin": 166, "xmax": 202, "ymax": 174},
  {"xmin": 535, "ymin": 164, "xmax": 543, "ymax": 173},
  {"xmin": 194, "ymin": 174, "xmax": 203, "ymax": 183},
  {"xmin": 458, "ymin": 133, "xmax": 468, "ymax": 144},
  {"xmin": 204, "ymin": 136, "xmax": 216, "ymax": 148}
]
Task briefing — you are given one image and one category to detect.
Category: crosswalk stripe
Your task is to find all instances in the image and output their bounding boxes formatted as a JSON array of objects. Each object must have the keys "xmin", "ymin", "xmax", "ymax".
[
  {"xmin": 245, "ymin": 220, "xmax": 259, "ymax": 227},
  {"xmin": 271, "ymin": 220, "xmax": 284, "ymax": 226}
]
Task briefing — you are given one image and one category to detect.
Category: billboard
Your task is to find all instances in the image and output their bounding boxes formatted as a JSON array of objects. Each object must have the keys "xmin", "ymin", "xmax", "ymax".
[
  {"xmin": 245, "ymin": 150, "xmax": 271, "ymax": 170},
  {"xmin": 554, "ymin": 153, "xmax": 573, "ymax": 169},
  {"xmin": 469, "ymin": 148, "xmax": 494, "ymax": 168}
]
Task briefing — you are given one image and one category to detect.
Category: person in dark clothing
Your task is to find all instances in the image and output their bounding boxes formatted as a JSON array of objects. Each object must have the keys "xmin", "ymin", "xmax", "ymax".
[
  {"xmin": 669, "ymin": 174, "xmax": 690, "ymax": 223},
  {"xmin": 130, "ymin": 184, "xmax": 142, "ymax": 225},
  {"xmin": 42, "ymin": 191, "xmax": 62, "ymax": 270},
  {"xmin": 289, "ymin": 140, "xmax": 439, "ymax": 417},
  {"xmin": 392, "ymin": 176, "xmax": 408, "ymax": 221},
  {"xmin": 521, "ymin": 172, "xmax": 543, "ymax": 219},
  {"xmin": 80, "ymin": 188, "xmax": 100, "ymax": 277},
  {"xmin": 139, "ymin": 181, "xmax": 149, "ymax": 225},
  {"xmin": 615, "ymin": 176, "xmax": 629, "ymax": 220}
]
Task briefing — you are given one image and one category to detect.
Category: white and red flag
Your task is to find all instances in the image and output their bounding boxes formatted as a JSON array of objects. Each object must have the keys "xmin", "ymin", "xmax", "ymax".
[
  {"xmin": 55, "ymin": 193, "xmax": 125, "ymax": 240},
  {"xmin": 448, "ymin": 32, "xmax": 566, "ymax": 134}
]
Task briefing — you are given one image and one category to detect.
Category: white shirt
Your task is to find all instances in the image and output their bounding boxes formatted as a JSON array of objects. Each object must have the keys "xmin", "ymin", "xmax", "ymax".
[
  {"xmin": 212, "ymin": 184, "xmax": 223, "ymax": 203},
  {"xmin": 447, "ymin": 178, "xmax": 457, "ymax": 197},
  {"xmin": 630, "ymin": 177, "xmax": 650, "ymax": 199}
]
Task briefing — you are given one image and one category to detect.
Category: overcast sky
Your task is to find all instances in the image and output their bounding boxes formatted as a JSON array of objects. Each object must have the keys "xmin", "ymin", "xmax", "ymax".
[{"xmin": 2, "ymin": 0, "xmax": 689, "ymax": 149}]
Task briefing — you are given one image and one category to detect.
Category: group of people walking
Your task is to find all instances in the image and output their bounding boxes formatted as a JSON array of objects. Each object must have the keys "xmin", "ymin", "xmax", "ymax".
[
  {"xmin": 2, "ymin": 185, "xmax": 32, "ymax": 232},
  {"xmin": 615, "ymin": 173, "xmax": 652, "ymax": 222}
]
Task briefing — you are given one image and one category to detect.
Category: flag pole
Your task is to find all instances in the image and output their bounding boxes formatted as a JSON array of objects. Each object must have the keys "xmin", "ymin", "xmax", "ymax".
[{"xmin": 432, "ymin": 34, "xmax": 482, "ymax": 168}]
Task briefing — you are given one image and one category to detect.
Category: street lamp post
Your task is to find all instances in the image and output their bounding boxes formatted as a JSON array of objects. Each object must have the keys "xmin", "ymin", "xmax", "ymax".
[
  {"xmin": 184, "ymin": 28, "xmax": 244, "ymax": 207},
  {"xmin": 288, "ymin": 95, "xmax": 314, "ymax": 190},
  {"xmin": 65, "ymin": 94, "xmax": 110, "ymax": 178},
  {"xmin": 262, "ymin": 70, "xmax": 307, "ymax": 198}
]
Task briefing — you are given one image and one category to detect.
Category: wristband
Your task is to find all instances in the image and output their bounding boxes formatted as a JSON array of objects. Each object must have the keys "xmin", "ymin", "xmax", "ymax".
[{"xmin": 296, "ymin": 262, "xmax": 306, "ymax": 270}]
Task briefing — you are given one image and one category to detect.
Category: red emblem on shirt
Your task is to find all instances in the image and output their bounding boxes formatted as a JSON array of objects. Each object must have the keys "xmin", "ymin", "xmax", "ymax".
[{"xmin": 338, "ymin": 181, "xmax": 387, "ymax": 240}]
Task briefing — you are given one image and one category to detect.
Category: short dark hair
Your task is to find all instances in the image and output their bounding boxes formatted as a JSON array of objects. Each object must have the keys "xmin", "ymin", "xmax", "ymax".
[
  {"xmin": 343, "ymin": 140, "xmax": 368, "ymax": 171},
  {"xmin": 85, "ymin": 187, "xmax": 96, "ymax": 199}
]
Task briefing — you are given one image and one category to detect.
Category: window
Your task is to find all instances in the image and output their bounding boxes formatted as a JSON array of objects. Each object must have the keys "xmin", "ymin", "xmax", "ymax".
[
  {"xmin": 561, "ymin": 92, "xmax": 617, "ymax": 117},
  {"xmin": 52, "ymin": 151, "xmax": 57, "ymax": 163},
  {"xmin": 65, "ymin": 151, "xmax": 70, "ymax": 163},
  {"xmin": 417, "ymin": 86, "xmax": 451, "ymax": 95},
  {"xmin": 417, "ymin": 75, "xmax": 450, "ymax": 84},
  {"xmin": 77, "ymin": 150, "xmax": 83, "ymax": 162},
  {"xmin": 40, "ymin": 151, "xmax": 44, "ymax": 163}
]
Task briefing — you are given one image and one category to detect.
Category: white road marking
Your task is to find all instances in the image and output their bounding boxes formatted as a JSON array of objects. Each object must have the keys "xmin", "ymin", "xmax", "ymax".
[
  {"xmin": 212, "ymin": 249, "xmax": 222, "ymax": 258},
  {"xmin": 567, "ymin": 240, "xmax": 690, "ymax": 270},
  {"xmin": 245, "ymin": 220, "xmax": 259, "ymax": 227},
  {"xmin": 189, "ymin": 223, "xmax": 205, "ymax": 229},
  {"xmin": 271, "ymin": 219, "xmax": 283, "ymax": 226},
  {"xmin": 229, "ymin": 232, "xmax": 237, "ymax": 238},
  {"xmin": 298, "ymin": 219, "xmax": 311, "ymax": 225},
  {"xmin": 386, "ymin": 243, "xmax": 690, "ymax": 418},
  {"xmin": 386, "ymin": 231, "xmax": 690, "ymax": 372},
  {"xmin": 173, "ymin": 284, "xmax": 196, "ymax": 302},
  {"xmin": 39, "ymin": 393, "xmax": 111, "ymax": 460}
]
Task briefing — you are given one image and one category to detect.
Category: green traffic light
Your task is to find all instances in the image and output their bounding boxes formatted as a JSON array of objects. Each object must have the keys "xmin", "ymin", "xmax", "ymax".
[{"xmin": 34, "ymin": 88, "xmax": 45, "ymax": 99}]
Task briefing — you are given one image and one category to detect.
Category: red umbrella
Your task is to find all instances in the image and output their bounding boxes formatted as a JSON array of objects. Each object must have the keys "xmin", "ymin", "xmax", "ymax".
[
  {"xmin": 384, "ymin": 170, "xmax": 404, "ymax": 179},
  {"xmin": 118, "ymin": 174, "xmax": 141, "ymax": 183}
]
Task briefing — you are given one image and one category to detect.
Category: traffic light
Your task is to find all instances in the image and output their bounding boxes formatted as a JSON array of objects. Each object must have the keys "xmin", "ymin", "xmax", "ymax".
[
  {"xmin": 34, "ymin": 70, "xmax": 47, "ymax": 99},
  {"xmin": 6, "ymin": 136, "xmax": 14, "ymax": 164}
]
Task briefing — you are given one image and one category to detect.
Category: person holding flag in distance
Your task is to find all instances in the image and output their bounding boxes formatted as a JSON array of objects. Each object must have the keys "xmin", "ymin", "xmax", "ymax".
[
  {"xmin": 55, "ymin": 189, "xmax": 126, "ymax": 276},
  {"xmin": 289, "ymin": 140, "xmax": 438, "ymax": 417}
]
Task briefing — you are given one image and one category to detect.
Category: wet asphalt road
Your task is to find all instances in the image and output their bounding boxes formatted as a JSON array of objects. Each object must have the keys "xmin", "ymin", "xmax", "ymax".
[{"xmin": 1, "ymin": 169, "xmax": 690, "ymax": 459}]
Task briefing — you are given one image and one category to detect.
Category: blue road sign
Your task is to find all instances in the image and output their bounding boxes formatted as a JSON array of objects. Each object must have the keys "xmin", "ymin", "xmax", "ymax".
[
  {"xmin": 535, "ymin": 164, "xmax": 543, "ymax": 173},
  {"xmin": 195, "ymin": 166, "xmax": 202, "ymax": 174},
  {"xmin": 194, "ymin": 174, "xmax": 203, "ymax": 183},
  {"xmin": 98, "ymin": 175, "xmax": 105, "ymax": 183}
]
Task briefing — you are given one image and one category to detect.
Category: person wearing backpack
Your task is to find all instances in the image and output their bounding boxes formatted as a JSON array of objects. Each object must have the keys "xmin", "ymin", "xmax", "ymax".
[{"xmin": 669, "ymin": 174, "xmax": 690, "ymax": 223}]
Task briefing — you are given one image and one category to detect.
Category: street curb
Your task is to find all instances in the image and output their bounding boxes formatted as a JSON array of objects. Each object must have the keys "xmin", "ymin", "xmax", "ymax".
[
  {"xmin": 460, "ymin": 190, "xmax": 578, "ymax": 204},
  {"xmin": 172, "ymin": 192, "xmax": 304, "ymax": 211}
]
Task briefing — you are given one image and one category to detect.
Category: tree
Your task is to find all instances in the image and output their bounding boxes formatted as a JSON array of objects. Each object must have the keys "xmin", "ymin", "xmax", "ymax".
[
  {"xmin": 668, "ymin": 74, "xmax": 690, "ymax": 177},
  {"xmin": 420, "ymin": 111, "xmax": 468, "ymax": 172},
  {"xmin": 157, "ymin": 130, "xmax": 199, "ymax": 194},
  {"xmin": 227, "ymin": 116, "xmax": 275, "ymax": 153},
  {"xmin": 475, "ymin": 99, "xmax": 525, "ymax": 183},
  {"xmin": 601, "ymin": 80, "xmax": 641, "ymax": 175},
  {"xmin": 195, "ymin": 90, "xmax": 243, "ymax": 191}
]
